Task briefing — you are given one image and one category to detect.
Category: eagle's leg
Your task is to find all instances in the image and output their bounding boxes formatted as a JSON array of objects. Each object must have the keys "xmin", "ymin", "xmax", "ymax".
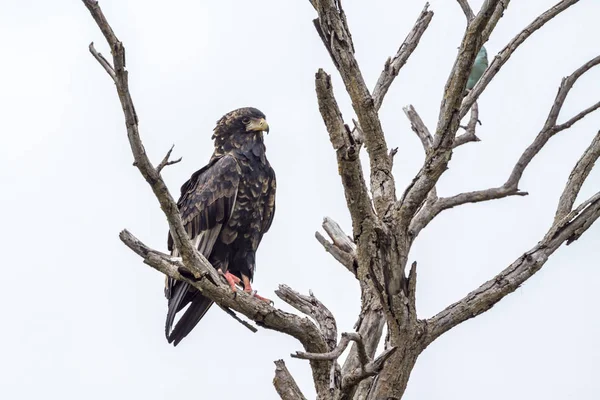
[
  {"xmin": 218, "ymin": 269, "xmax": 241, "ymax": 292},
  {"xmin": 242, "ymin": 275, "xmax": 273, "ymax": 304}
]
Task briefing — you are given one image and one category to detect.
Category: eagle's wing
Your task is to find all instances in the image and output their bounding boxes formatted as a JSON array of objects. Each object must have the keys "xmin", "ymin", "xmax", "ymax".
[
  {"xmin": 165, "ymin": 154, "xmax": 241, "ymax": 345},
  {"xmin": 261, "ymin": 167, "xmax": 277, "ymax": 234}
]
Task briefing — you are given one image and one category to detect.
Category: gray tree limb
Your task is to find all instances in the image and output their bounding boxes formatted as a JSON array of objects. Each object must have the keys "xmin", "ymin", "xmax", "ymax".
[
  {"xmin": 276, "ymin": 285, "xmax": 338, "ymax": 352},
  {"xmin": 292, "ymin": 332, "xmax": 397, "ymax": 398},
  {"xmin": 315, "ymin": 69, "xmax": 375, "ymax": 237},
  {"xmin": 82, "ymin": 0, "xmax": 214, "ymax": 284},
  {"xmin": 424, "ymin": 189, "xmax": 600, "ymax": 343},
  {"xmin": 461, "ymin": 0, "xmax": 582, "ymax": 118},
  {"xmin": 410, "ymin": 55, "xmax": 600, "ymax": 236},
  {"xmin": 372, "ymin": 4, "xmax": 434, "ymax": 110},
  {"xmin": 555, "ymin": 130, "xmax": 600, "ymax": 222},
  {"xmin": 274, "ymin": 360, "xmax": 308, "ymax": 400},
  {"xmin": 456, "ymin": 0, "xmax": 475, "ymax": 22},
  {"xmin": 312, "ymin": 0, "xmax": 397, "ymax": 216},
  {"xmin": 316, "ymin": 217, "xmax": 357, "ymax": 276},
  {"xmin": 395, "ymin": 0, "xmax": 501, "ymax": 228},
  {"xmin": 453, "ymin": 102, "xmax": 481, "ymax": 148},
  {"xmin": 119, "ymin": 230, "xmax": 333, "ymax": 397},
  {"xmin": 403, "ymin": 105, "xmax": 433, "ymax": 152}
]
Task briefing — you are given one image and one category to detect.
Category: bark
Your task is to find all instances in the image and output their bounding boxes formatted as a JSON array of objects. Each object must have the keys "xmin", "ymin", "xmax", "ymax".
[{"xmin": 80, "ymin": 1, "xmax": 600, "ymax": 399}]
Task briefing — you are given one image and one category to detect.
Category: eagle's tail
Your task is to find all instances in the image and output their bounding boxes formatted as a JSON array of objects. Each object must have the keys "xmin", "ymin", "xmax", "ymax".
[{"xmin": 165, "ymin": 284, "xmax": 214, "ymax": 346}]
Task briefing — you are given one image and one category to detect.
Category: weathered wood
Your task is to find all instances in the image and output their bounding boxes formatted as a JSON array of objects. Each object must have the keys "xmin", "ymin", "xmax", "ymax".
[
  {"xmin": 274, "ymin": 360, "xmax": 308, "ymax": 400},
  {"xmin": 82, "ymin": 1, "xmax": 600, "ymax": 400}
]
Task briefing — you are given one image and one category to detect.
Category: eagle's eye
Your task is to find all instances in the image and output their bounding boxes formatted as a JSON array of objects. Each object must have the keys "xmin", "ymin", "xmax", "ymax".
[{"xmin": 242, "ymin": 117, "xmax": 250, "ymax": 125}]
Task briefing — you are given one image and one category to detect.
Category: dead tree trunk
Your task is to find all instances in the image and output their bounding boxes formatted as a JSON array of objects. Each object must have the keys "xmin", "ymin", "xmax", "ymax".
[{"xmin": 81, "ymin": 0, "xmax": 600, "ymax": 399}]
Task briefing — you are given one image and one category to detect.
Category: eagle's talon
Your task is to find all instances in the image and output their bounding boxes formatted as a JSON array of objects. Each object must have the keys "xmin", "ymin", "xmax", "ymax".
[
  {"xmin": 219, "ymin": 269, "xmax": 241, "ymax": 292},
  {"xmin": 250, "ymin": 290, "xmax": 273, "ymax": 304}
]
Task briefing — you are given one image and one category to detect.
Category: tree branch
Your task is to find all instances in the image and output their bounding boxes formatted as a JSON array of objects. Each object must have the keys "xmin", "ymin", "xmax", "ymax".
[
  {"xmin": 372, "ymin": 4, "xmax": 434, "ymax": 110},
  {"xmin": 273, "ymin": 360, "xmax": 307, "ymax": 400},
  {"xmin": 403, "ymin": 105, "xmax": 433, "ymax": 152},
  {"xmin": 504, "ymin": 54, "xmax": 600, "ymax": 188},
  {"xmin": 409, "ymin": 55, "xmax": 600, "ymax": 236},
  {"xmin": 316, "ymin": 217, "xmax": 357, "ymax": 276},
  {"xmin": 461, "ymin": 0, "xmax": 582, "ymax": 118},
  {"xmin": 395, "ymin": 0, "xmax": 501, "ymax": 227},
  {"xmin": 341, "ymin": 288, "xmax": 386, "ymax": 399},
  {"xmin": 88, "ymin": 42, "xmax": 115, "ymax": 81},
  {"xmin": 425, "ymin": 190, "xmax": 600, "ymax": 343},
  {"xmin": 293, "ymin": 332, "xmax": 365, "ymax": 362},
  {"xmin": 456, "ymin": 0, "xmax": 475, "ymax": 22},
  {"xmin": 275, "ymin": 285, "xmax": 338, "ymax": 352},
  {"xmin": 312, "ymin": 0, "xmax": 396, "ymax": 216},
  {"xmin": 315, "ymin": 69, "xmax": 375, "ymax": 236},
  {"xmin": 555, "ymin": 130, "xmax": 600, "ymax": 222},
  {"xmin": 481, "ymin": 0, "xmax": 510, "ymax": 44},
  {"xmin": 119, "ymin": 230, "xmax": 333, "ymax": 397},
  {"xmin": 82, "ymin": 0, "xmax": 212, "ymax": 283},
  {"xmin": 341, "ymin": 347, "xmax": 397, "ymax": 397},
  {"xmin": 155, "ymin": 144, "xmax": 182, "ymax": 174},
  {"xmin": 453, "ymin": 102, "xmax": 481, "ymax": 148}
]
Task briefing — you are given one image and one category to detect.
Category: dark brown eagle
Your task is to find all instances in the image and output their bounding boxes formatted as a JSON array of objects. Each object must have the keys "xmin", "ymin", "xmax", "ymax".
[{"xmin": 164, "ymin": 107, "xmax": 276, "ymax": 346}]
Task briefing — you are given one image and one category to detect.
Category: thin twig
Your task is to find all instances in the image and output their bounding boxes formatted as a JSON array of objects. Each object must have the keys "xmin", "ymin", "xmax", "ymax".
[
  {"xmin": 156, "ymin": 144, "xmax": 182, "ymax": 174},
  {"xmin": 453, "ymin": 102, "xmax": 481, "ymax": 148},
  {"xmin": 456, "ymin": 0, "xmax": 475, "ymax": 22},
  {"xmin": 88, "ymin": 42, "xmax": 115, "ymax": 81},
  {"xmin": 292, "ymin": 332, "xmax": 366, "ymax": 362},
  {"xmin": 372, "ymin": 4, "xmax": 434, "ymax": 110},
  {"xmin": 403, "ymin": 105, "xmax": 433, "ymax": 152}
]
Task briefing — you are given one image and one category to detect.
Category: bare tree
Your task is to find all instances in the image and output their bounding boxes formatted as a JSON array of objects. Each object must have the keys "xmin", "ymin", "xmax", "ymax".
[{"xmin": 81, "ymin": 1, "xmax": 599, "ymax": 399}]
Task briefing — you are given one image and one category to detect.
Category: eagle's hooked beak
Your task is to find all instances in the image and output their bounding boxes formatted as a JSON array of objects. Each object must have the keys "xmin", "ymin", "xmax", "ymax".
[{"xmin": 246, "ymin": 118, "xmax": 270, "ymax": 134}]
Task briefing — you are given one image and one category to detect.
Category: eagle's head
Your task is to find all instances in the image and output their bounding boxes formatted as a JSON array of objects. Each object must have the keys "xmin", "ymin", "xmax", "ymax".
[
  {"xmin": 211, "ymin": 107, "xmax": 270, "ymax": 157},
  {"xmin": 213, "ymin": 107, "xmax": 269, "ymax": 138}
]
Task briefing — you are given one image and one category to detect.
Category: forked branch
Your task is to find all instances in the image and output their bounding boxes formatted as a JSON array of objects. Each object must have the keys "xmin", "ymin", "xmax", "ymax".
[
  {"xmin": 410, "ymin": 54, "xmax": 600, "ymax": 236},
  {"xmin": 456, "ymin": 0, "xmax": 475, "ymax": 22},
  {"xmin": 462, "ymin": 0, "xmax": 582, "ymax": 117}
]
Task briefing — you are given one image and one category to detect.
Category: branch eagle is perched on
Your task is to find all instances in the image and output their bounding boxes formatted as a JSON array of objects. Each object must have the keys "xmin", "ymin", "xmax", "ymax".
[{"xmin": 165, "ymin": 107, "xmax": 276, "ymax": 346}]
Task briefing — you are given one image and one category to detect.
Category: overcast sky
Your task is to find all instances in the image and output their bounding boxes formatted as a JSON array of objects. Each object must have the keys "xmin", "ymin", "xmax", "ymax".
[{"xmin": 1, "ymin": 1, "xmax": 599, "ymax": 399}]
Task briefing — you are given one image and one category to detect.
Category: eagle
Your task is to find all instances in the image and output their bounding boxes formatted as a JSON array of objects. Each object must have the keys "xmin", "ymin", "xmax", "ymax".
[{"xmin": 164, "ymin": 107, "xmax": 276, "ymax": 346}]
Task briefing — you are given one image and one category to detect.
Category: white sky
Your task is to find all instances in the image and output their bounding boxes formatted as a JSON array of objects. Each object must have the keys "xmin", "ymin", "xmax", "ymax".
[{"xmin": 1, "ymin": 1, "xmax": 599, "ymax": 399}]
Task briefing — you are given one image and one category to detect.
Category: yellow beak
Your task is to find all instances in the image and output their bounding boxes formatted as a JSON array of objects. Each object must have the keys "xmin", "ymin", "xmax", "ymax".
[{"xmin": 246, "ymin": 117, "xmax": 270, "ymax": 134}]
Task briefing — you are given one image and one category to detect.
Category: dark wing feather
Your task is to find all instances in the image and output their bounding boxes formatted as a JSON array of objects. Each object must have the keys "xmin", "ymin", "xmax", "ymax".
[
  {"xmin": 165, "ymin": 154, "xmax": 241, "ymax": 345},
  {"xmin": 261, "ymin": 167, "xmax": 277, "ymax": 234}
]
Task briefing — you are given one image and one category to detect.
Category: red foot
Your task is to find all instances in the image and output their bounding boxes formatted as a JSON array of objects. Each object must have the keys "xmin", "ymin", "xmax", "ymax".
[
  {"xmin": 242, "ymin": 275, "xmax": 273, "ymax": 304},
  {"xmin": 219, "ymin": 270, "xmax": 241, "ymax": 292}
]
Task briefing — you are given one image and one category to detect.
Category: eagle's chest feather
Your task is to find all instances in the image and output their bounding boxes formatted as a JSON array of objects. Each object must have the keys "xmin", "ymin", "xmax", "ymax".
[{"xmin": 224, "ymin": 153, "xmax": 272, "ymax": 242}]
